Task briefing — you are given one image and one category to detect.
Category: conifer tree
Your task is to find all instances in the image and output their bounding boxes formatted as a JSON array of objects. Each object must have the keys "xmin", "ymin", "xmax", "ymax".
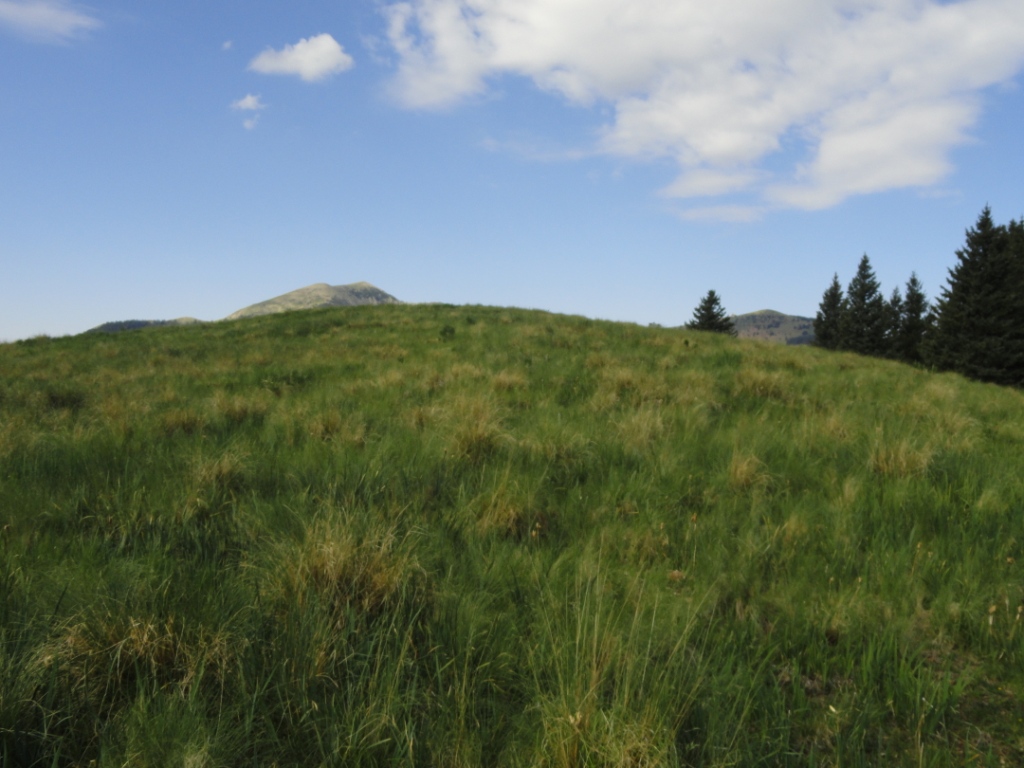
[
  {"xmin": 884, "ymin": 286, "xmax": 903, "ymax": 358},
  {"xmin": 1003, "ymin": 221, "xmax": 1024, "ymax": 387},
  {"xmin": 895, "ymin": 273, "xmax": 929, "ymax": 364},
  {"xmin": 813, "ymin": 274, "xmax": 845, "ymax": 350},
  {"xmin": 839, "ymin": 254, "xmax": 887, "ymax": 356},
  {"xmin": 686, "ymin": 290, "xmax": 737, "ymax": 336},
  {"xmin": 925, "ymin": 207, "xmax": 1024, "ymax": 385}
]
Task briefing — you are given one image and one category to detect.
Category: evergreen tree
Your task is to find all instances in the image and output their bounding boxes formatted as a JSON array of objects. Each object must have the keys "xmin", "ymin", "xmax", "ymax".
[
  {"xmin": 813, "ymin": 274, "xmax": 845, "ymax": 350},
  {"xmin": 895, "ymin": 273, "xmax": 929, "ymax": 365},
  {"xmin": 838, "ymin": 254, "xmax": 887, "ymax": 356},
  {"xmin": 989, "ymin": 217, "xmax": 1024, "ymax": 386},
  {"xmin": 686, "ymin": 290, "xmax": 737, "ymax": 336},
  {"xmin": 925, "ymin": 207, "xmax": 1024, "ymax": 385},
  {"xmin": 884, "ymin": 286, "xmax": 903, "ymax": 358}
]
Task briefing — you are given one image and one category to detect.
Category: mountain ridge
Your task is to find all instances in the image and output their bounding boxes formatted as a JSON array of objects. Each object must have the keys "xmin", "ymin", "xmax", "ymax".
[{"xmin": 86, "ymin": 281, "xmax": 400, "ymax": 333}]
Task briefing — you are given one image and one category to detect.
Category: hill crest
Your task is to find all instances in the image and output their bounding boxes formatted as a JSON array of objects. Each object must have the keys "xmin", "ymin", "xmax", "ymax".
[{"xmin": 224, "ymin": 282, "xmax": 401, "ymax": 320}]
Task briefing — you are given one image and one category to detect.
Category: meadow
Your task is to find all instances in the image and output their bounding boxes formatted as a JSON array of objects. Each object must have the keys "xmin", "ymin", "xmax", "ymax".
[{"xmin": 1, "ymin": 303, "xmax": 1023, "ymax": 766}]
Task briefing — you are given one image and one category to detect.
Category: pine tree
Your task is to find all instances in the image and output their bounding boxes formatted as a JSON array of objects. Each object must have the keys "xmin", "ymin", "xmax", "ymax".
[
  {"xmin": 686, "ymin": 290, "xmax": 737, "ymax": 336},
  {"xmin": 838, "ymin": 254, "xmax": 887, "ymax": 356},
  {"xmin": 884, "ymin": 286, "xmax": 903, "ymax": 358},
  {"xmin": 1008, "ymin": 220, "xmax": 1024, "ymax": 384},
  {"xmin": 813, "ymin": 273, "xmax": 845, "ymax": 350},
  {"xmin": 925, "ymin": 207, "xmax": 1024, "ymax": 385},
  {"xmin": 895, "ymin": 273, "xmax": 928, "ymax": 365}
]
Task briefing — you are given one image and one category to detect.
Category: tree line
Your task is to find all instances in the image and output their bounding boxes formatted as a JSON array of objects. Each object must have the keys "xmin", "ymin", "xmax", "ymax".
[{"xmin": 813, "ymin": 207, "xmax": 1024, "ymax": 388}]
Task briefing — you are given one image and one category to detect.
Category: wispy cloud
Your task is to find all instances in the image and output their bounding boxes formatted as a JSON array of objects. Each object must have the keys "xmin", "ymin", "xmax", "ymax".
[
  {"xmin": 249, "ymin": 33, "xmax": 354, "ymax": 82},
  {"xmin": 0, "ymin": 0, "xmax": 99, "ymax": 42},
  {"xmin": 231, "ymin": 93, "xmax": 267, "ymax": 112},
  {"xmin": 383, "ymin": 0, "xmax": 1024, "ymax": 211},
  {"xmin": 231, "ymin": 93, "xmax": 266, "ymax": 130},
  {"xmin": 676, "ymin": 205, "xmax": 768, "ymax": 224}
]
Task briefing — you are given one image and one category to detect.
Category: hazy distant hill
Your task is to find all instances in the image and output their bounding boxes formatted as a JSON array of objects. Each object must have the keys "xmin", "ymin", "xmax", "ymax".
[
  {"xmin": 224, "ymin": 282, "xmax": 401, "ymax": 320},
  {"xmin": 87, "ymin": 318, "xmax": 202, "ymax": 334},
  {"xmin": 733, "ymin": 309, "xmax": 814, "ymax": 345},
  {"xmin": 86, "ymin": 282, "xmax": 400, "ymax": 334}
]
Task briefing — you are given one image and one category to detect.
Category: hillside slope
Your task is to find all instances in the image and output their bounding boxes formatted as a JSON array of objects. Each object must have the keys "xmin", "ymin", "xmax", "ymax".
[
  {"xmin": 2, "ymin": 304, "xmax": 1023, "ymax": 766},
  {"xmin": 224, "ymin": 281, "xmax": 400, "ymax": 320}
]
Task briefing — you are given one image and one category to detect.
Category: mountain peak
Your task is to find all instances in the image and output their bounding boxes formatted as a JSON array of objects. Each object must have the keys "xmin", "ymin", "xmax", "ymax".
[{"xmin": 224, "ymin": 282, "xmax": 401, "ymax": 321}]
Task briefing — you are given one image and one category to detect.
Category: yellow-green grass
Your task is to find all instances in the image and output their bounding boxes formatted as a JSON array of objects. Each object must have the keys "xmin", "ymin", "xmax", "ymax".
[{"xmin": 2, "ymin": 304, "xmax": 1023, "ymax": 766}]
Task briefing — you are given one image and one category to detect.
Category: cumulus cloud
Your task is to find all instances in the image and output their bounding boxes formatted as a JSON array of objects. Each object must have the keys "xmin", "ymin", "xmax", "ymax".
[
  {"xmin": 249, "ymin": 33, "xmax": 354, "ymax": 82},
  {"xmin": 0, "ymin": 0, "xmax": 99, "ymax": 41},
  {"xmin": 383, "ymin": 0, "xmax": 1024, "ymax": 212}
]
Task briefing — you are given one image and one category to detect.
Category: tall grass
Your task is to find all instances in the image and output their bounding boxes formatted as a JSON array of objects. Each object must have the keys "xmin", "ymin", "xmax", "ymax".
[{"xmin": 2, "ymin": 304, "xmax": 1024, "ymax": 765}]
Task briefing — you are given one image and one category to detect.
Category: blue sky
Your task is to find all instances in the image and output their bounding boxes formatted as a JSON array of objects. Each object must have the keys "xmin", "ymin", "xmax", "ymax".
[{"xmin": 2, "ymin": 0, "xmax": 1023, "ymax": 341}]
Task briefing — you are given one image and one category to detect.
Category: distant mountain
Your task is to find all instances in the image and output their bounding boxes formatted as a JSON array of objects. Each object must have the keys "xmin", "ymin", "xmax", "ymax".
[
  {"xmin": 87, "ymin": 318, "xmax": 202, "ymax": 334},
  {"xmin": 224, "ymin": 282, "xmax": 401, "ymax": 320},
  {"xmin": 733, "ymin": 310, "xmax": 814, "ymax": 345}
]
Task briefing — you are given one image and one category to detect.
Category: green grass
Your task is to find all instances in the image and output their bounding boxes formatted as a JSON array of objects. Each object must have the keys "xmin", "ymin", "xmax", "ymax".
[{"xmin": 2, "ymin": 303, "xmax": 1024, "ymax": 766}]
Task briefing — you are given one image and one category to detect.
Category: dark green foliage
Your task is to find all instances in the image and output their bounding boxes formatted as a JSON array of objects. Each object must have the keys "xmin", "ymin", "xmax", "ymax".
[
  {"xmin": 685, "ymin": 289, "xmax": 737, "ymax": 336},
  {"xmin": 839, "ymin": 254, "xmax": 888, "ymax": 356},
  {"xmin": 813, "ymin": 273, "xmax": 845, "ymax": 350},
  {"xmin": 894, "ymin": 273, "xmax": 929, "ymax": 365},
  {"xmin": 883, "ymin": 286, "xmax": 903, "ymax": 357},
  {"xmin": 816, "ymin": 258, "xmax": 931, "ymax": 366},
  {"xmin": 926, "ymin": 207, "xmax": 1024, "ymax": 386}
]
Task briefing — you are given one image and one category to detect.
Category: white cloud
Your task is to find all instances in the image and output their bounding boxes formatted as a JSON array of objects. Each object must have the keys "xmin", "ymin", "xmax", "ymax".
[
  {"xmin": 383, "ymin": 0, "xmax": 1024, "ymax": 211},
  {"xmin": 231, "ymin": 94, "xmax": 266, "ymax": 130},
  {"xmin": 0, "ymin": 0, "xmax": 99, "ymax": 41},
  {"xmin": 249, "ymin": 33, "xmax": 354, "ymax": 82},
  {"xmin": 222, "ymin": 40, "xmax": 232, "ymax": 51},
  {"xmin": 231, "ymin": 93, "xmax": 267, "ymax": 111}
]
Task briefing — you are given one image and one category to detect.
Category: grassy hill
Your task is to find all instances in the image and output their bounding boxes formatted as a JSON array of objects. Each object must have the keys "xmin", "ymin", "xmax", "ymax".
[{"xmin": 2, "ymin": 304, "xmax": 1023, "ymax": 766}]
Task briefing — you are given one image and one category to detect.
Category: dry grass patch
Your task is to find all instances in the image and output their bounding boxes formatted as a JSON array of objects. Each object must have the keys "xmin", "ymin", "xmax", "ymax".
[
  {"xmin": 974, "ymin": 487, "xmax": 1010, "ymax": 517},
  {"xmin": 374, "ymin": 367, "xmax": 406, "ymax": 391},
  {"xmin": 671, "ymin": 370, "xmax": 718, "ymax": 410},
  {"xmin": 211, "ymin": 391, "xmax": 271, "ymax": 427},
  {"xmin": 591, "ymin": 367, "xmax": 667, "ymax": 411},
  {"xmin": 614, "ymin": 407, "xmax": 665, "ymax": 453},
  {"xmin": 728, "ymin": 451, "xmax": 771, "ymax": 491},
  {"xmin": 185, "ymin": 450, "xmax": 250, "ymax": 512},
  {"xmin": 834, "ymin": 476, "xmax": 862, "ymax": 513},
  {"xmin": 33, "ymin": 612, "xmax": 237, "ymax": 704},
  {"xmin": 467, "ymin": 478, "xmax": 537, "ymax": 538},
  {"xmin": 161, "ymin": 407, "xmax": 206, "ymax": 437},
  {"xmin": 264, "ymin": 513, "xmax": 424, "ymax": 619},
  {"xmin": 308, "ymin": 411, "xmax": 367, "ymax": 447},
  {"xmin": 868, "ymin": 431, "xmax": 934, "ymax": 478},
  {"xmin": 492, "ymin": 369, "xmax": 528, "ymax": 392},
  {"xmin": 429, "ymin": 393, "xmax": 512, "ymax": 462},
  {"xmin": 448, "ymin": 362, "xmax": 486, "ymax": 382},
  {"xmin": 733, "ymin": 366, "xmax": 793, "ymax": 402}
]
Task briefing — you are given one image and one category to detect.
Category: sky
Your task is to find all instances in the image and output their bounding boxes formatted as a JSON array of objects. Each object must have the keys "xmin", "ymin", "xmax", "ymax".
[{"xmin": 2, "ymin": 0, "xmax": 1024, "ymax": 341}]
